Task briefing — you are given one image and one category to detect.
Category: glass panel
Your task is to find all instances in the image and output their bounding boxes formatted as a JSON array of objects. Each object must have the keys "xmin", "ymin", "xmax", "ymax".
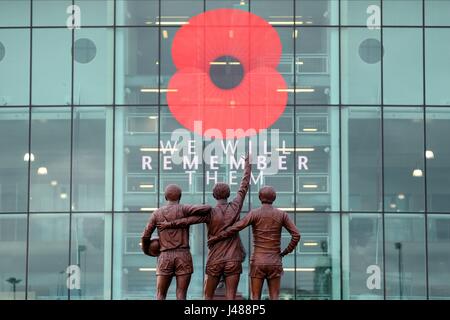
[
  {"xmin": 75, "ymin": 0, "xmax": 114, "ymax": 26},
  {"xmin": 72, "ymin": 107, "xmax": 113, "ymax": 212},
  {"xmin": 296, "ymin": 27, "xmax": 339, "ymax": 105},
  {"xmin": 385, "ymin": 214, "xmax": 426, "ymax": 300},
  {"xmin": 342, "ymin": 213, "xmax": 384, "ymax": 300},
  {"xmin": 297, "ymin": 213, "xmax": 340, "ymax": 300},
  {"xmin": 30, "ymin": 108, "xmax": 71, "ymax": 212},
  {"xmin": 33, "ymin": 0, "xmax": 72, "ymax": 27},
  {"xmin": 296, "ymin": 106, "xmax": 340, "ymax": 212},
  {"xmin": 342, "ymin": 107, "xmax": 382, "ymax": 212},
  {"xmin": 206, "ymin": 0, "xmax": 249, "ymax": 10},
  {"xmin": 251, "ymin": 0, "xmax": 293, "ymax": 22},
  {"xmin": 425, "ymin": 29, "xmax": 450, "ymax": 105},
  {"xmin": 70, "ymin": 213, "xmax": 112, "ymax": 299},
  {"xmin": 383, "ymin": 0, "xmax": 422, "ymax": 26},
  {"xmin": 0, "ymin": 108, "xmax": 29, "ymax": 213},
  {"xmin": 28, "ymin": 214, "xmax": 70, "ymax": 300},
  {"xmin": 341, "ymin": 0, "xmax": 381, "ymax": 26},
  {"xmin": 296, "ymin": 0, "xmax": 339, "ymax": 26},
  {"xmin": 161, "ymin": 0, "xmax": 203, "ymax": 22},
  {"xmin": 112, "ymin": 212, "xmax": 156, "ymax": 299},
  {"xmin": 115, "ymin": 27, "xmax": 159, "ymax": 105},
  {"xmin": 117, "ymin": 0, "xmax": 158, "ymax": 26},
  {"xmin": 32, "ymin": 29, "xmax": 72, "ymax": 105},
  {"xmin": 0, "ymin": 214, "xmax": 27, "ymax": 300},
  {"xmin": 428, "ymin": 214, "xmax": 450, "ymax": 299},
  {"xmin": 425, "ymin": 0, "xmax": 450, "ymax": 26},
  {"xmin": 426, "ymin": 107, "xmax": 450, "ymax": 212},
  {"xmin": 0, "ymin": 29, "xmax": 30, "ymax": 106},
  {"xmin": 0, "ymin": 0, "xmax": 30, "ymax": 27},
  {"xmin": 383, "ymin": 107, "xmax": 425, "ymax": 213},
  {"xmin": 341, "ymin": 28, "xmax": 381, "ymax": 105},
  {"xmin": 159, "ymin": 105, "xmax": 203, "ymax": 206},
  {"xmin": 114, "ymin": 107, "xmax": 159, "ymax": 212},
  {"xmin": 383, "ymin": 28, "xmax": 423, "ymax": 105},
  {"xmin": 74, "ymin": 28, "xmax": 114, "ymax": 105}
]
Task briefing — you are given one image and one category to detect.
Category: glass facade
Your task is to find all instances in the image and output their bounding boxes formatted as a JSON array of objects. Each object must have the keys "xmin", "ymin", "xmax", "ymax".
[{"xmin": 0, "ymin": 0, "xmax": 449, "ymax": 300}]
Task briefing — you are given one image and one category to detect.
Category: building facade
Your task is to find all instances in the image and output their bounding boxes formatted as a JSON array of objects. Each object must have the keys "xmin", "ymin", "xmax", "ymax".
[{"xmin": 1, "ymin": 0, "xmax": 450, "ymax": 300}]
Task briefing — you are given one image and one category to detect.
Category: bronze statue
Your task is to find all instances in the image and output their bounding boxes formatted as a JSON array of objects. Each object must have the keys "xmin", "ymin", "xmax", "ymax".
[
  {"xmin": 158, "ymin": 154, "xmax": 251, "ymax": 299},
  {"xmin": 141, "ymin": 184, "xmax": 212, "ymax": 300},
  {"xmin": 208, "ymin": 186, "xmax": 300, "ymax": 300}
]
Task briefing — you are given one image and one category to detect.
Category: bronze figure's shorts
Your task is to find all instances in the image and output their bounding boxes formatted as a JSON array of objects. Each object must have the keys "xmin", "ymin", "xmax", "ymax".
[
  {"xmin": 206, "ymin": 261, "xmax": 243, "ymax": 277},
  {"xmin": 157, "ymin": 249, "xmax": 193, "ymax": 276},
  {"xmin": 249, "ymin": 264, "xmax": 284, "ymax": 279}
]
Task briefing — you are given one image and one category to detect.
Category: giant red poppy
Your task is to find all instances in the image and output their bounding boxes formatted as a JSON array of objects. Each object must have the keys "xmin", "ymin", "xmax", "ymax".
[{"xmin": 167, "ymin": 8, "xmax": 287, "ymax": 139}]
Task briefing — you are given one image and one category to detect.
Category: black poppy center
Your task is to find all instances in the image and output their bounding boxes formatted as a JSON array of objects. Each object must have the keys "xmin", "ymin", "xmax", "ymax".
[{"xmin": 209, "ymin": 55, "xmax": 244, "ymax": 90}]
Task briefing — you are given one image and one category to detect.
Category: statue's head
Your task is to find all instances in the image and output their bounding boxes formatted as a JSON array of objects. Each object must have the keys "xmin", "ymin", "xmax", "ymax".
[
  {"xmin": 213, "ymin": 182, "xmax": 230, "ymax": 200},
  {"xmin": 165, "ymin": 184, "xmax": 182, "ymax": 202},
  {"xmin": 258, "ymin": 186, "xmax": 276, "ymax": 204}
]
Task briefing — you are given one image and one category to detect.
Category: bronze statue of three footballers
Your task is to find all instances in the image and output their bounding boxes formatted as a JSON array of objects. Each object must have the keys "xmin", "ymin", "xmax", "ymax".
[{"xmin": 141, "ymin": 155, "xmax": 301, "ymax": 300}]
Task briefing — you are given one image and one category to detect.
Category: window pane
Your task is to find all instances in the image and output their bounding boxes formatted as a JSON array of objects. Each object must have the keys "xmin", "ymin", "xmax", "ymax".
[
  {"xmin": 115, "ymin": 27, "xmax": 159, "ymax": 105},
  {"xmin": 426, "ymin": 107, "xmax": 450, "ymax": 212},
  {"xmin": 0, "ymin": 214, "xmax": 27, "ymax": 300},
  {"xmin": 342, "ymin": 214, "xmax": 384, "ymax": 299},
  {"xmin": 296, "ymin": 0, "xmax": 339, "ymax": 26},
  {"xmin": 383, "ymin": 28, "xmax": 423, "ymax": 105},
  {"xmin": 341, "ymin": 28, "xmax": 381, "ymax": 105},
  {"xmin": 72, "ymin": 107, "xmax": 113, "ymax": 212},
  {"xmin": 30, "ymin": 108, "xmax": 71, "ymax": 212},
  {"xmin": 114, "ymin": 107, "xmax": 159, "ymax": 212},
  {"xmin": 33, "ymin": 0, "xmax": 71, "ymax": 27},
  {"xmin": 383, "ymin": 0, "xmax": 422, "ymax": 26},
  {"xmin": 385, "ymin": 214, "xmax": 426, "ymax": 300},
  {"xmin": 28, "ymin": 214, "xmax": 70, "ymax": 300},
  {"xmin": 296, "ymin": 106, "xmax": 340, "ymax": 212},
  {"xmin": 425, "ymin": 0, "xmax": 450, "ymax": 26},
  {"xmin": 425, "ymin": 29, "xmax": 450, "ymax": 105},
  {"xmin": 383, "ymin": 107, "xmax": 425, "ymax": 213},
  {"xmin": 297, "ymin": 213, "xmax": 340, "ymax": 300},
  {"xmin": 116, "ymin": 0, "xmax": 158, "ymax": 26},
  {"xmin": 74, "ymin": 28, "xmax": 114, "ymax": 105},
  {"xmin": 70, "ymin": 213, "xmax": 112, "ymax": 299},
  {"xmin": 161, "ymin": 0, "xmax": 203, "ymax": 22},
  {"xmin": 0, "ymin": 0, "xmax": 29, "ymax": 27},
  {"xmin": 0, "ymin": 29, "xmax": 30, "ymax": 106},
  {"xmin": 341, "ymin": 0, "xmax": 380, "ymax": 26},
  {"xmin": 428, "ymin": 214, "xmax": 450, "ymax": 299},
  {"xmin": 342, "ymin": 107, "xmax": 382, "ymax": 212},
  {"xmin": 296, "ymin": 27, "xmax": 339, "ymax": 105},
  {"xmin": 206, "ymin": 0, "xmax": 249, "ymax": 10},
  {"xmin": 32, "ymin": 29, "xmax": 72, "ymax": 105},
  {"xmin": 0, "ymin": 108, "xmax": 29, "ymax": 213},
  {"xmin": 251, "ymin": 0, "xmax": 293, "ymax": 22},
  {"xmin": 75, "ymin": 0, "xmax": 114, "ymax": 26}
]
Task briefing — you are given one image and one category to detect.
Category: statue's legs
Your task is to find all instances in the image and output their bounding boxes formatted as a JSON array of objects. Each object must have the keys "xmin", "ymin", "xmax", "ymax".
[
  {"xmin": 224, "ymin": 274, "xmax": 240, "ymax": 300},
  {"xmin": 175, "ymin": 274, "xmax": 191, "ymax": 300},
  {"xmin": 204, "ymin": 275, "xmax": 221, "ymax": 300},
  {"xmin": 156, "ymin": 275, "xmax": 173, "ymax": 300},
  {"xmin": 250, "ymin": 277, "xmax": 264, "ymax": 300},
  {"xmin": 267, "ymin": 277, "xmax": 281, "ymax": 300}
]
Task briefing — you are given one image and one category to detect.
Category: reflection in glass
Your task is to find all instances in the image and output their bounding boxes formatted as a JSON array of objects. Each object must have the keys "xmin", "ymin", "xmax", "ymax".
[
  {"xmin": 0, "ymin": 214, "xmax": 27, "ymax": 300},
  {"xmin": 117, "ymin": 0, "xmax": 158, "ymax": 26},
  {"xmin": 70, "ymin": 213, "xmax": 112, "ymax": 299},
  {"xmin": 342, "ymin": 107, "xmax": 382, "ymax": 212},
  {"xmin": 0, "ymin": 108, "xmax": 29, "ymax": 212},
  {"xmin": 426, "ymin": 108, "xmax": 450, "ymax": 212},
  {"xmin": 28, "ymin": 214, "xmax": 70, "ymax": 300},
  {"xmin": 428, "ymin": 215, "xmax": 450, "ymax": 299},
  {"xmin": 383, "ymin": 108, "xmax": 425, "ymax": 213},
  {"xmin": 30, "ymin": 108, "xmax": 71, "ymax": 212},
  {"xmin": 343, "ymin": 214, "xmax": 383, "ymax": 299},
  {"xmin": 72, "ymin": 107, "xmax": 113, "ymax": 212},
  {"xmin": 385, "ymin": 214, "xmax": 426, "ymax": 300}
]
